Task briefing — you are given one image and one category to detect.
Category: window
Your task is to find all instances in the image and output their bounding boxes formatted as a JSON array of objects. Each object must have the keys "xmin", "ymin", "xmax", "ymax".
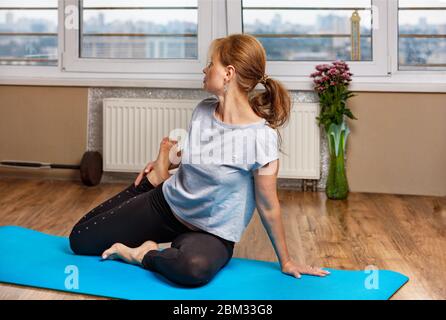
[
  {"xmin": 0, "ymin": 0, "xmax": 58, "ymax": 66},
  {"xmin": 0, "ymin": 0, "xmax": 444, "ymax": 91},
  {"xmin": 241, "ymin": 0, "xmax": 373, "ymax": 62},
  {"xmin": 63, "ymin": 0, "xmax": 212, "ymax": 73},
  {"xmin": 81, "ymin": 0, "xmax": 198, "ymax": 59},
  {"xmin": 398, "ymin": 0, "xmax": 446, "ymax": 71},
  {"xmin": 228, "ymin": 0, "xmax": 389, "ymax": 77}
]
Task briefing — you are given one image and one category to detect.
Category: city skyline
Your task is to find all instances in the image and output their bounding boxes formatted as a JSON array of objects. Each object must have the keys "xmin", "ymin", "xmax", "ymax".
[{"xmin": 0, "ymin": 3, "xmax": 444, "ymax": 67}]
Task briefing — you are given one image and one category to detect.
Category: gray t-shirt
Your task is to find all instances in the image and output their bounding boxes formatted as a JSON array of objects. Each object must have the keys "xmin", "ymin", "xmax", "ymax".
[{"xmin": 162, "ymin": 96, "xmax": 279, "ymax": 242}]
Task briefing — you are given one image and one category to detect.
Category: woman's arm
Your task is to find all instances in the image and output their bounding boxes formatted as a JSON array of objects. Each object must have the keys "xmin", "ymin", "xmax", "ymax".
[
  {"xmin": 253, "ymin": 159, "xmax": 330, "ymax": 278},
  {"xmin": 253, "ymin": 159, "xmax": 291, "ymax": 266}
]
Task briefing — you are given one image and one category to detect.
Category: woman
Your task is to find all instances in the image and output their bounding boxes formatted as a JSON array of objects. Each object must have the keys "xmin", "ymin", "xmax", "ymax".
[{"xmin": 69, "ymin": 34, "xmax": 329, "ymax": 287}]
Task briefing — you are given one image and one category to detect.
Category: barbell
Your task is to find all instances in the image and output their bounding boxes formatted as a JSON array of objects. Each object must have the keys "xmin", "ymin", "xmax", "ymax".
[{"xmin": 0, "ymin": 151, "xmax": 103, "ymax": 186}]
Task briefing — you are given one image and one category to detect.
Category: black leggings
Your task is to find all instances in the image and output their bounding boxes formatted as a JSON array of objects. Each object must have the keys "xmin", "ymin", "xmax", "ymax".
[{"xmin": 69, "ymin": 176, "xmax": 235, "ymax": 287}]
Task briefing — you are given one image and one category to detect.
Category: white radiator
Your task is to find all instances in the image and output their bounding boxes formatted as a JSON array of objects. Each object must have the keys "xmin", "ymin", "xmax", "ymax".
[
  {"xmin": 278, "ymin": 102, "xmax": 320, "ymax": 179},
  {"xmin": 103, "ymin": 98, "xmax": 320, "ymax": 179}
]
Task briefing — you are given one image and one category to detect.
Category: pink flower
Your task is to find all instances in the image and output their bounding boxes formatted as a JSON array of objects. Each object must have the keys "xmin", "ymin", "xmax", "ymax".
[
  {"xmin": 311, "ymin": 60, "xmax": 353, "ymax": 93},
  {"xmin": 341, "ymin": 72, "xmax": 351, "ymax": 80},
  {"xmin": 333, "ymin": 60, "xmax": 347, "ymax": 66},
  {"xmin": 316, "ymin": 64, "xmax": 331, "ymax": 72},
  {"xmin": 328, "ymin": 68, "xmax": 339, "ymax": 76}
]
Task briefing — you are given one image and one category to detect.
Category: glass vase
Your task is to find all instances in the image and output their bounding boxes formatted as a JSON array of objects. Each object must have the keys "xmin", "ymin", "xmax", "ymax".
[{"xmin": 326, "ymin": 121, "xmax": 350, "ymax": 200}]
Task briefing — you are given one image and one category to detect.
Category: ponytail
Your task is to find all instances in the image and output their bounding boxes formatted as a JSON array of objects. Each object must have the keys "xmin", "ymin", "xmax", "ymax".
[{"xmin": 249, "ymin": 77, "xmax": 291, "ymax": 154}]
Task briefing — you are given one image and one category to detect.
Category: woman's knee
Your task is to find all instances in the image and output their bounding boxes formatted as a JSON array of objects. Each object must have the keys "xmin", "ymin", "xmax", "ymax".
[
  {"xmin": 69, "ymin": 227, "xmax": 94, "ymax": 255},
  {"xmin": 69, "ymin": 227, "xmax": 85, "ymax": 255},
  {"xmin": 69, "ymin": 230, "xmax": 81, "ymax": 254},
  {"xmin": 180, "ymin": 255, "xmax": 215, "ymax": 287}
]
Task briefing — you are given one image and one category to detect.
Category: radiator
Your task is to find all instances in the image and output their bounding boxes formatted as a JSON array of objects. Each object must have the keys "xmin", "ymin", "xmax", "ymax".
[{"xmin": 103, "ymin": 98, "xmax": 320, "ymax": 179}]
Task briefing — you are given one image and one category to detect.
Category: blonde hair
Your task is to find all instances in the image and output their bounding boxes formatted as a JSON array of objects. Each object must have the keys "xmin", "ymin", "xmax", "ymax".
[{"xmin": 208, "ymin": 33, "xmax": 291, "ymax": 153}]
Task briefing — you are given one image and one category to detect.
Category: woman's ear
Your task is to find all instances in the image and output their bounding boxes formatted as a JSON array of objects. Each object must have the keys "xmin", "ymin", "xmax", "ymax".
[{"xmin": 225, "ymin": 65, "xmax": 236, "ymax": 81}]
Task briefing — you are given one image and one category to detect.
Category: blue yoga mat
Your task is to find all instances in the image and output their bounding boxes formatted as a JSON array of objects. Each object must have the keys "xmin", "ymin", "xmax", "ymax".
[{"xmin": 0, "ymin": 226, "xmax": 408, "ymax": 300}]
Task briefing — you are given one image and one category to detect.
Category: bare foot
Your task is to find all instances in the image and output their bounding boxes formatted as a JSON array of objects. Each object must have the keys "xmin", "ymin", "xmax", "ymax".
[
  {"xmin": 101, "ymin": 240, "xmax": 159, "ymax": 266},
  {"xmin": 147, "ymin": 137, "xmax": 178, "ymax": 186}
]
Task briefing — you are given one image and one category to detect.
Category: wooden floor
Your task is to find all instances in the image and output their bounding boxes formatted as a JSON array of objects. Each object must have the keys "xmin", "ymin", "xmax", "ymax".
[{"xmin": 0, "ymin": 177, "xmax": 445, "ymax": 300}]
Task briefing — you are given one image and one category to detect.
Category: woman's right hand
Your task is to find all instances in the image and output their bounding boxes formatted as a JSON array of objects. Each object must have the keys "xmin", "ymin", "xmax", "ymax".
[{"xmin": 134, "ymin": 160, "xmax": 155, "ymax": 187}]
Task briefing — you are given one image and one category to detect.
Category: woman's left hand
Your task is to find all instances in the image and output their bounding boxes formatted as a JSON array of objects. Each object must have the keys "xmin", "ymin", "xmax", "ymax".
[{"xmin": 281, "ymin": 259, "xmax": 330, "ymax": 279}]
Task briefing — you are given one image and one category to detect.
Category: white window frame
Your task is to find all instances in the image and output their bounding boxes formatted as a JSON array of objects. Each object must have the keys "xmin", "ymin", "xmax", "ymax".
[
  {"xmin": 62, "ymin": 0, "xmax": 212, "ymax": 74},
  {"xmin": 385, "ymin": 0, "xmax": 446, "ymax": 89},
  {"xmin": 0, "ymin": 0, "xmax": 222, "ymax": 86},
  {"xmin": 0, "ymin": 0, "xmax": 445, "ymax": 92},
  {"xmin": 0, "ymin": 1, "xmax": 62, "ymax": 82},
  {"xmin": 228, "ymin": 0, "xmax": 389, "ymax": 77}
]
